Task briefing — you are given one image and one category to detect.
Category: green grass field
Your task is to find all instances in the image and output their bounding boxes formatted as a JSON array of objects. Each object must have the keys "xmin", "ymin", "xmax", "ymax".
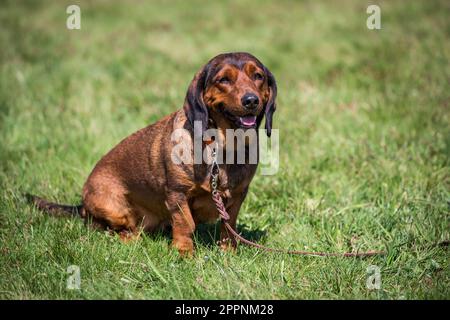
[{"xmin": 0, "ymin": 0, "xmax": 449, "ymax": 299}]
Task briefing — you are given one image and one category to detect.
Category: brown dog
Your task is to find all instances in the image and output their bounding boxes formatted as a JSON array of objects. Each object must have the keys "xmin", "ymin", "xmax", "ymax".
[{"xmin": 29, "ymin": 52, "xmax": 277, "ymax": 255}]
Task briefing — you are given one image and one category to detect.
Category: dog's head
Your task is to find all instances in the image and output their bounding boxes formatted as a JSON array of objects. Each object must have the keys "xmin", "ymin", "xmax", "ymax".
[{"xmin": 184, "ymin": 52, "xmax": 277, "ymax": 137}]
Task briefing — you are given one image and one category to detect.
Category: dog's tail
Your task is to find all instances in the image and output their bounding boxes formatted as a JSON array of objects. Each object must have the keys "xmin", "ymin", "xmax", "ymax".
[{"xmin": 26, "ymin": 194, "xmax": 83, "ymax": 217}]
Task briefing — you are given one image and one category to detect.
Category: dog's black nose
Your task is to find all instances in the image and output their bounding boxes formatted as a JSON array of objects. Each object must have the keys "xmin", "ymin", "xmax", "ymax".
[{"xmin": 241, "ymin": 93, "xmax": 259, "ymax": 109}]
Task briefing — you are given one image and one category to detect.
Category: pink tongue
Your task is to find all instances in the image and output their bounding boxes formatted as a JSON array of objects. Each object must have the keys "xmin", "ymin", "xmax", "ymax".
[{"xmin": 241, "ymin": 115, "xmax": 256, "ymax": 126}]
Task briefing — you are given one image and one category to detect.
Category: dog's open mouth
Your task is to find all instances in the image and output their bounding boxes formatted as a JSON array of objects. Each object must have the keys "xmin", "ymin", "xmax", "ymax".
[
  {"xmin": 238, "ymin": 115, "xmax": 257, "ymax": 128},
  {"xmin": 223, "ymin": 110, "xmax": 258, "ymax": 129}
]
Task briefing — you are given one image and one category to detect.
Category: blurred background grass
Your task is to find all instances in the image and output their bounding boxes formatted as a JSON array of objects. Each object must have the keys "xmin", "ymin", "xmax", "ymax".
[{"xmin": 0, "ymin": 0, "xmax": 449, "ymax": 299}]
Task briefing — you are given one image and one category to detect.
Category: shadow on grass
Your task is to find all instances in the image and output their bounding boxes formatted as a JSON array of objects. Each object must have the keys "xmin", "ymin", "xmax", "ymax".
[
  {"xmin": 147, "ymin": 222, "xmax": 267, "ymax": 249},
  {"xmin": 197, "ymin": 223, "xmax": 268, "ymax": 249}
]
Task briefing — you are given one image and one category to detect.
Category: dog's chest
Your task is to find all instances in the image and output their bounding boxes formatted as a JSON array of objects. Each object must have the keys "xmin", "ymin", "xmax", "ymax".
[
  {"xmin": 221, "ymin": 163, "xmax": 257, "ymax": 191},
  {"xmin": 195, "ymin": 162, "xmax": 256, "ymax": 194},
  {"xmin": 191, "ymin": 163, "xmax": 256, "ymax": 223}
]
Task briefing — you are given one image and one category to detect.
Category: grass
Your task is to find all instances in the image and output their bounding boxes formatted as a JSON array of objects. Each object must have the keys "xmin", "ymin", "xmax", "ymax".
[{"xmin": 0, "ymin": 0, "xmax": 449, "ymax": 299}]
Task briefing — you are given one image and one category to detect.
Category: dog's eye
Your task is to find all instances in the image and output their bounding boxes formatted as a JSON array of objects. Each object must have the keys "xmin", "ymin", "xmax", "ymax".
[
  {"xmin": 217, "ymin": 76, "xmax": 230, "ymax": 84},
  {"xmin": 254, "ymin": 72, "xmax": 264, "ymax": 81}
]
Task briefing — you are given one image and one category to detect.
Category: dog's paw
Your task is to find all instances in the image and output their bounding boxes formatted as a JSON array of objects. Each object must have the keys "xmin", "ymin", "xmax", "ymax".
[
  {"xmin": 172, "ymin": 239, "xmax": 194, "ymax": 257},
  {"xmin": 118, "ymin": 230, "xmax": 140, "ymax": 243},
  {"xmin": 219, "ymin": 237, "xmax": 237, "ymax": 252}
]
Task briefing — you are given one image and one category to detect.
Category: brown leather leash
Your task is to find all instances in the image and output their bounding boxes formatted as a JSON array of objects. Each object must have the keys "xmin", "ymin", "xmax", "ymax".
[{"xmin": 209, "ymin": 145, "xmax": 385, "ymax": 258}]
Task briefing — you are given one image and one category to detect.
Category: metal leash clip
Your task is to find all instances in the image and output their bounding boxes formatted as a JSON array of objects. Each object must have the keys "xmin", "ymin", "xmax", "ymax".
[{"xmin": 210, "ymin": 143, "xmax": 220, "ymax": 196}]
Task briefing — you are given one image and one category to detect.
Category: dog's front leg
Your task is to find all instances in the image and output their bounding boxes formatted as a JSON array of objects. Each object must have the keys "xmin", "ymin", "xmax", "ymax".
[
  {"xmin": 219, "ymin": 188, "xmax": 248, "ymax": 251},
  {"xmin": 166, "ymin": 193, "xmax": 195, "ymax": 256}
]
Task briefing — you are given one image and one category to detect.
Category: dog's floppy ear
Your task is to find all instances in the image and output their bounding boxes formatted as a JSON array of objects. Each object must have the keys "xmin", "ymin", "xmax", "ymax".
[
  {"xmin": 263, "ymin": 66, "xmax": 277, "ymax": 137},
  {"xmin": 184, "ymin": 63, "xmax": 211, "ymax": 137}
]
